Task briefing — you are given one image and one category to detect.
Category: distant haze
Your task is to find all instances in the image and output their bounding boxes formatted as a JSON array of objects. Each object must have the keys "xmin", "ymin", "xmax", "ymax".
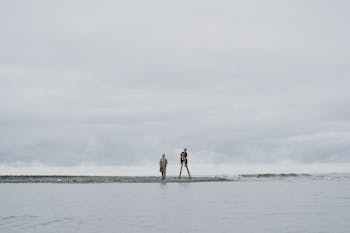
[{"xmin": 1, "ymin": 1, "xmax": 350, "ymax": 172}]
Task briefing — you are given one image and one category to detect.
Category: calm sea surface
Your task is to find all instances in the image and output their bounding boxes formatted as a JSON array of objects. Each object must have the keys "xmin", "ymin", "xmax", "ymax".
[{"xmin": 1, "ymin": 174, "xmax": 350, "ymax": 233}]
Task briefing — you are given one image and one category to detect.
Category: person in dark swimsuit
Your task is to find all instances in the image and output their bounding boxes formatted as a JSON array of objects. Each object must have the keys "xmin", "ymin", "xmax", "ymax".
[
  {"xmin": 179, "ymin": 148, "xmax": 191, "ymax": 179},
  {"xmin": 180, "ymin": 149, "xmax": 187, "ymax": 165}
]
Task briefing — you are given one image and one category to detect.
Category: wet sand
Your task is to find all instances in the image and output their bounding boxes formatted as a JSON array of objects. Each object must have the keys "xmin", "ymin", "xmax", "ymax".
[{"xmin": 0, "ymin": 175, "xmax": 229, "ymax": 183}]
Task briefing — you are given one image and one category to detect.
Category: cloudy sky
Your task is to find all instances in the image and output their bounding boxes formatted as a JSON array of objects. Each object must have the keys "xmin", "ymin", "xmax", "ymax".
[{"xmin": 1, "ymin": 1, "xmax": 350, "ymax": 172}]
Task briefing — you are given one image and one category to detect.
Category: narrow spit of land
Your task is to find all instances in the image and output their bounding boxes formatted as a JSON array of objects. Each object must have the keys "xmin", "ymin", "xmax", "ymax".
[{"xmin": 0, "ymin": 175, "xmax": 230, "ymax": 183}]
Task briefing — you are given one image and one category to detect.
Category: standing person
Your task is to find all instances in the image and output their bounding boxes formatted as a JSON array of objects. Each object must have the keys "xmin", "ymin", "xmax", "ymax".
[
  {"xmin": 159, "ymin": 154, "xmax": 168, "ymax": 180},
  {"xmin": 179, "ymin": 148, "xmax": 191, "ymax": 179}
]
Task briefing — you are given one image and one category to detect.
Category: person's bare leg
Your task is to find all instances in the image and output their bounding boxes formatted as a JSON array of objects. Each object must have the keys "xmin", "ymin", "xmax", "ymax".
[
  {"xmin": 185, "ymin": 165, "xmax": 191, "ymax": 179},
  {"xmin": 179, "ymin": 164, "xmax": 183, "ymax": 179}
]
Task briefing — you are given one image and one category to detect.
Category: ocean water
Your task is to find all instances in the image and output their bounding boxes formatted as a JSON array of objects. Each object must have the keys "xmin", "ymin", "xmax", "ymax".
[{"xmin": 1, "ymin": 174, "xmax": 350, "ymax": 233}]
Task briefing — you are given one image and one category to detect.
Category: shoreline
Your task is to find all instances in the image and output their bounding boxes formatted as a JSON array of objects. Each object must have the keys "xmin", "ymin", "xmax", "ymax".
[
  {"xmin": 1, "ymin": 173, "xmax": 347, "ymax": 183},
  {"xmin": 0, "ymin": 175, "xmax": 230, "ymax": 183}
]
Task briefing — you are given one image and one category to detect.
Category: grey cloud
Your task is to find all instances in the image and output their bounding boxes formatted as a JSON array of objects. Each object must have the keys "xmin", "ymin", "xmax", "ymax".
[{"xmin": 1, "ymin": 0, "xmax": 350, "ymax": 166}]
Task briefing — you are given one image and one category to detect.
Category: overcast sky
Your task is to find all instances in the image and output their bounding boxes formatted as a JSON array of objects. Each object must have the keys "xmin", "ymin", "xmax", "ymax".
[{"xmin": 1, "ymin": 0, "xmax": 350, "ymax": 167}]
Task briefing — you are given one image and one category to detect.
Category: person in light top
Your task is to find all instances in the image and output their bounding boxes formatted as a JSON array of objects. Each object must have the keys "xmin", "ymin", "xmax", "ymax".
[{"xmin": 159, "ymin": 154, "xmax": 168, "ymax": 180}]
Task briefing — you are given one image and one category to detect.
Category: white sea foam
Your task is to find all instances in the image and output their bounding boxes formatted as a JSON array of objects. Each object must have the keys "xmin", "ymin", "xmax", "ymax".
[{"xmin": 1, "ymin": 162, "xmax": 350, "ymax": 176}]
